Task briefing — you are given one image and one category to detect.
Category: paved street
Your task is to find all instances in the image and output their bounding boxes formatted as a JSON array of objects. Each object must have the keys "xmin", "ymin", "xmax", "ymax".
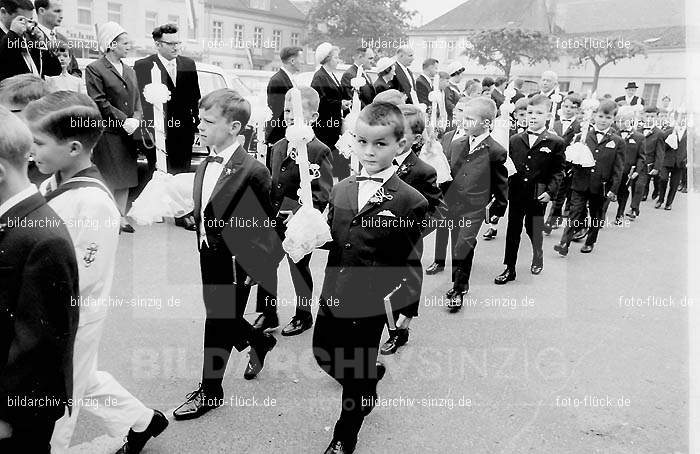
[{"xmin": 69, "ymin": 193, "xmax": 689, "ymax": 454}]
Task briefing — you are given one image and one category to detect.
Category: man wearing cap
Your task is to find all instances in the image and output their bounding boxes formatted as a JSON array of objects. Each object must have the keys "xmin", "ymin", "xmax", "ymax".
[
  {"xmin": 340, "ymin": 46, "xmax": 376, "ymax": 108},
  {"xmin": 614, "ymin": 82, "xmax": 645, "ymax": 106},
  {"xmin": 392, "ymin": 45, "xmax": 418, "ymax": 104}
]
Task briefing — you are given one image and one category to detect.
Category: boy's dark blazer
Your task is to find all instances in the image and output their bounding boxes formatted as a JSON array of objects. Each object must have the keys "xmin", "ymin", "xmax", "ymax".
[
  {"xmin": 0, "ymin": 193, "xmax": 79, "ymax": 426},
  {"xmin": 193, "ymin": 143, "xmax": 278, "ymax": 281},
  {"xmin": 661, "ymin": 129, "xmax": 687, "ymax": 168},
  {"xmin": 320, "ymin": 174, "xmax": 428, "ymax": 319},
  {"xmin": 445, "ymin": 135, "xmax": 508, "ymax": 218},
  {"xmin": 570, "ymin": 128, "xmax": 625, "ymax": 195},
  {"xmin": 395, "ymin": 150, "xmax": 446, "ymax": 226},
  {"xmin": 551, "ymin": 118, "xmax": 581, "ymax": 146},
  {"xmin": 508, "ymin": 130, "xmax": 566, "ymax": 203},
  {"xmin": 638, "ymin": 126, "xmax": 666, "ymax": 173},
  {"xmin": 621, "ymin": 130, "xmax": 646, "ymax": 178},
  {"xmin": 269, "ymin": 137, "xmax": 334, "ymax": 216},
  {"xmin": 340, "ymin": 64, "xmax": 376, "ymax": 107},
  {"xmin": 265, "ymin": 68, "xmax": 294, "ymax": 145}
]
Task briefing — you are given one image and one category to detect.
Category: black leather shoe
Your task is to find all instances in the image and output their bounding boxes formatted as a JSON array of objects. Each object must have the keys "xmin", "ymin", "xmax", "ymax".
[
  {"xmin": 244, "ymin": 333, "xmax": 277, "ymax": 380},
  {"xmin": 173, "ymin": 385, "xmax": 223, "ymax": 420},
  {"xmin": 324, "ymin": 438, "xmax": 356, "ymax": 454},
  {"xmin": 664, "ymin": 204, "xmax": 672, "ymax": 210},
  {"xmin": 281, "ymin": 315, "xmax": 313, "ymax": 336},
  {"xmin": 614, "ymin": 216, "xmax": 623, "ymax": 225},
  {"xmin": 494, "ymin": 268, "xmax": 516, "ymax": 285},
  {"xmin": 652, "ymin": 191, "xmax": 659, "ymax": 200},
  {"xmin": 654, "ymin": 201, "xmax": 662, "ymax": 209},
  {"xmin": 483, "ymin": 227, "xmax": 497, "ymax": 239},
  {"xmin": 542, "ymin": 222, "xmax": 552, "ymax": 235},
  {"xmin": 380, "ymin": 328, "xmax": 409, "ymax": 355},
  {"xmin": 626, "ymin": 210, "xmax": 637, "ymax": 220},
  {"xmin": 425, "ymin": 262, "xmax": 445, "ymax": 275},
  {"xmin": 376, "ymin": 361, "xmax": 386, "ymax": 381},
  {"xmin": 253, "ymin": 313, "xmax": 280, "ymax": 333},
  {"xmin": 530, "ymin": 264, "xmax": 543, "ymax": 275},
  {"xmin": 580, "ymin": 244, "xmax": 594, "ymax": 253},
  {"xmin": 572, "ymin": 228, "xmax": 587, "ymax": 242},
  {"xmin": 553, "ymin": 243, "xmax": 569, "ymax": 256},
  {"xmin": 115, "ymin": 409, "xmax": 168, "ymax": 453},
  {"xmin": 445, "ymin": 288, "xmax": 465, "ymax": 312},
  {"xmin": 120, "ymin": 223, "xmax": 135, "ymax": 234}
]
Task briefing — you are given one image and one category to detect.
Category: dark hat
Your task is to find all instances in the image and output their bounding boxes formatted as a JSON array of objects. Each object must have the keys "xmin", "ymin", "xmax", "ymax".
[{"xmin": 625, "ymin": 81, "xmax": 638, "ymax": 89}]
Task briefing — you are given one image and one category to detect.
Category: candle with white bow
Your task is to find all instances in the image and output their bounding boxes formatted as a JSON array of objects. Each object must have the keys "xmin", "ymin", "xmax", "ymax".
[
  {"xmin": 290, "ymin": 88, "xmax": 313, "ymax": 206},
  {"xmin": 430, "ymin": 73, "xmax": 440, "ymax": 129},
  {"xmin": 491, "ymin": 81, "xmax": 517, "ymax": 176}
]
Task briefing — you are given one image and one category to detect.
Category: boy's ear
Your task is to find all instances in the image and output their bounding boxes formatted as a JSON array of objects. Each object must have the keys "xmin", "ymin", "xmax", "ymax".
[
  {"xmin": 68, "ymin": 140, "xmax": 84, "ymax": 156},
  {"xmin": 229, "ymin": 120, "xmax": 242, "ymax": 137},
  {"xmin": 310, "ymin": 112, "xmax": 319, "ymax": 123},
  {"xmin": 397, "ymin": 136, "xmax": 407, "ymax": 150}
]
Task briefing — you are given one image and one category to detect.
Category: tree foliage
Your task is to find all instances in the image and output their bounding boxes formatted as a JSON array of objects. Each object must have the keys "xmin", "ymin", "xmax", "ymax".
[{"xmin": 565, "ymin": 36, "xmax": 646, "ymax": 91}]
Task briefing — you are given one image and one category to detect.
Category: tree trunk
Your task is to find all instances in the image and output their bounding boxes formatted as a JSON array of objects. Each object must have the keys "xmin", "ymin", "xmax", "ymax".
[
  {"xmin": 504, "ymin": 60, "xmax": 512, "ymax": 79},
  {"xmin": 592, "ymin": 63, "xmax": 602, "ymax": 93}
]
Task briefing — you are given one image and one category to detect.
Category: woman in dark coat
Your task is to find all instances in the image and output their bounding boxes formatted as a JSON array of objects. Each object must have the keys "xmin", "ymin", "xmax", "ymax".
[
  {"xmin": 85, "ymin": 22, "xmax": 142, "ymax": 232},
  {"xmin": 373, "ymin": 57, "xmax": 397, "ymax": 95},
  {"xmin": 311, "ymin": 43, "xmax": 350, "ymax": 179}
]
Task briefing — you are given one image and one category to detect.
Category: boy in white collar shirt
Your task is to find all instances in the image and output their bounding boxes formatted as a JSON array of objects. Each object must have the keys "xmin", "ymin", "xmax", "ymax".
[
  {"xmin": 313, "ymin": 102, "xmax": 427, "ymax": 454},
  {"xmin": 555, "ymin": 99, "xmax": 624, "ymax": 255},
  {"xmin": 23, "ymin": 91, "xmax": 167, "ymax": 454}
]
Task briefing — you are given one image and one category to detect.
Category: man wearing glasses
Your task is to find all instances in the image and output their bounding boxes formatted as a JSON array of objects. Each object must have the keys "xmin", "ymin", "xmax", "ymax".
[{"xmin": 135, "ymin": 23, "xmax": 201, "ymax": 229}]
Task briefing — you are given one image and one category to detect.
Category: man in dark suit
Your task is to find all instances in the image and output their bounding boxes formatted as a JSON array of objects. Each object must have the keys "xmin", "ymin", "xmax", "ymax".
[
  {"xmin": 495, "ymin": 95, "xmax": 565, "ymax": 284},
  {"xmin": 340, "ymin": 47, "xmax": 376, "ymax": 108},
  {"xmin": 33, "ymin": 0, "xmax": 79, "ymax": 76},
  {"xmin": 135, "ymin": 24, "xmax": 200, "ymax": 175},
  {"xmin": 314, "ymin": 102, "xmax": 427, "ymax": 454},
  {"xmin": 173, "ymin": 89, "xmax": 278, "ymax": 421},
  {"xmin": 656, "ymin": 123, "xmax": 686, "ymax": 210},
  {"xmin": 0, "ymin": 106, "xmax": 79, "ymax": 453},
  {"xmin": 614, "ymin": 81, "xmax": 645, "ymax": 106},
  {"xmin": 555, "ymin": 99, "xmax": 624, "ymax": 255},
  {"xmin": 415, "ymin": 58, "xmax": 438, "ymax": 106},
  {"xmin": 628, "ymin": 107, "xmax": 665, "ymax": 217},
  {"xmin": 491, "ymin": 76, "xmax": 507, "ymax": 110},
  {"xmin": 392, "ymin": 45, "xmax": 417, "ymax": 104},
  {"xmin": 0, "ymin": 0, "xmax": 61, "ymax": 82},
  {"xmin": 442, "ymin": 98, "xmax": 508, "ymax": 308},
  {"xmin": 528, "ymin": 71, "xmax": 562, "ymax": 123},
  {"xmin": 265, "ymin": 46, "xmax": 303, "ymax": 159}
]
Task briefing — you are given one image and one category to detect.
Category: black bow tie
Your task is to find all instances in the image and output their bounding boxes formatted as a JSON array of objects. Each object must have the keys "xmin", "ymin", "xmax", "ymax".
[
  {"xmin": 205, "ymin": 155, "xmax": 224, "ymax": 164},
  {"xmin": 356, "ymin": 176, "xmax": 383, "ymax": 183},
  {"xmin": 527, "ymin": 130, "xmax": 542, "ymax": 136}
]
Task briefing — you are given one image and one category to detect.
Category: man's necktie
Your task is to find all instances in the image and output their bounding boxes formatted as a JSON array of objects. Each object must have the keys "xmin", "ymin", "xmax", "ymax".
[
  {"xmin": 205, "ymin": 156, "xmax": 224, "ymax": 164},
  {"xmin": 356, "ymin": 176, "xmax": 383, "ymax": 183}
]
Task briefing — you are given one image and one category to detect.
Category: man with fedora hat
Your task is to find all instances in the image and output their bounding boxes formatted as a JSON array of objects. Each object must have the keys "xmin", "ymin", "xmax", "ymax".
[{"xmin": 615, "ymin": 82, "xmax": 645, "ymax": 106}]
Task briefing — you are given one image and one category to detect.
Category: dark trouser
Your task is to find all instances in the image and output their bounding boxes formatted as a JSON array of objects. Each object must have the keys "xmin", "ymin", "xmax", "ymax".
[
  {"xmin": 680, "ymin": 168, "xmax": 688, "ymax": 189},
  {"xmin": 504, "ymin": 199, "xmax": 546, "ymax": 268},
  {"xmin": 449, "ymin": 213, "xmax": 483, "ymax": 292},
  {"xmin": 256, "ymin": 252, "xmax": 314, "ymax": 319},
  {"xmin": 657, "ymin": 166, "xmax": 684, "ymax": 206},
  {"xmin": 643, "ymin": 172, "xmax": 659, "ymax": 198},
  {"xmin": 199, "ymin": 243, "xmax": 261, "ymax": 392},
  {"xmin": 560, "ymin": 190, "xmax": 606, "ymax": 247},
  {"xmin": 312, "ymin": 305, "xmax": 385, "ymax": 446},
  {"xmin": 615, "ymin": 179, "xmax": 633, "ymax": 219},
  {"xmin": 432, "ymin": 182, "xmax": 452, "ymax": 264},
  {"xmin": 0, "ymin": 418, "xmax": 55, "ymax": 453},
  {"xmin": 630, "ymin": 172, "xmax": 649, "ymax": 212},
  {"xmin": 548, "ymin": 172, "xmax": 572, "ymax": 221}
]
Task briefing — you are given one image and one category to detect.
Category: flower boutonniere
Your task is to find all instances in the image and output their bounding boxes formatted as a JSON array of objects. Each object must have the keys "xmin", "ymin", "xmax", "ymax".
[
  {"xmin": 368, "ymin": 187, "xmax": 393, "ymax": 205},
  {"xmin": 470, "ymin": 142, "xmax": 487, "ymax": 155},
  {"xmin": 224, "ymin": 167, "xmax": 235, "ymax": 176},
  {"xmin": 396, "ymin": 162, "xmax": 411, "ymax": 177}
]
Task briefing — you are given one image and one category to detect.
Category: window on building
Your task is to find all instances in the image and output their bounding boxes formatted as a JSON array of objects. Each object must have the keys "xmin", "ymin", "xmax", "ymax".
[
  {"xmin": 212, "ymin": 21, "xmax": 223, "ymax": 41},
  {"xmin": 107, "ymin": 2, "xmax": 121, "ymax": 24},
  {"xmin": 250, "ymin": 0, "xmax": 269, "ymax": 9},
  {"xmin": 77, "ymin": 0, "xmax": 92, "ymax": 25},
  {"xmin": 253, "ymin": 27, "xmax": 263, "ymax": 48},
  {"xmin": 233, "ymin": 24, "xmax": 244, "ymax": 48},
  {"xmin": 643, "ymin": 83, "xmax": 660, "ymax": 106},
  {"xmin": 446, "ymin": 40, "xmax": 457, "ymax": 60},
  {"xmin": 145, "ymin": 12, "xmax": 158, "ymax": 37},
  {"xmin": 188, "ymin": 19, "xmax": 196, "ymax": 41},
  {"xmin": 425, "ymin": 38, "xmax": 435, "ymax": 59},
  {"xmin": 233, "ymin": 63, "xmax": 242, "ymax": 69},
  {"xmin": 558, "ymin": 81, "xmax": 570, "ymax": 93},
  {"xmin": 168, "ymin": 15, "xmax": 180, "ymax": 28},
  {"xmin": 290, "ymin": 32, "xmax": 299, "ymax": 47},
  {"xmin": 272, "ymin": 30, "xmax": 281, "ymax": 49}
]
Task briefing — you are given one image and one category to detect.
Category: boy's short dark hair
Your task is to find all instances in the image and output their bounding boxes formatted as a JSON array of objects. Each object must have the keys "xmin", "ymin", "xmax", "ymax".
[
  {"xmin": 1, "ymin": 0, "xmax": 34, "ymax": 14},
  {"xmin": 152, "ymin": 23, "xmax": 179, "ymax": 41},
  {"xmin": 0, "ymin": 105, "xmax": 33, "ymax": 168},
  {"xmin": 514, "ymin": 97, "xmax": 529, "ymax": 111},
  {"xmin": 422, "ymin": 58, "xmax": 438, "ymax": 69},
  {"xmin": 24, "ymin": 91, "xmax": 105, "ymax": 150},
  {"xmin": 398, "ymin": 104, "xmax": 425, "ymax": 135},
  {"xmin": 528, "ymin": 94, "xmax": 552, "ymax": 110},
  {"xmin": 644, "ymin": 106, "xmax": 659, "ymax": 114},
  {"xmin": 55, "ymin": 39, "xmax": 71, "ymax": 53},
  {"xmin": 563, "ymin": 93, "xmax": 582, "ymax": 107},
  {"xmin": 280, "ymin": 46, "xmax": 303, "ymax": 62},
  {"xmin": 495, "ymin": 76, "xmax": 507, "ymax": 87},
  {"xmin": 199, "ymin": 88, "xmax": 251, "ymax": 129},
  {"xmin": 597, "ymin": 99, "xmax": 618, "ymax": 116},
  {"xmin": 0, "ymin": 74, "xmax": 51, "ymax": 111},
  {"xmin": 466, "ymin": 97, "xmax": 497, "ymax": 124},
  {"xmin": 359, "ymin": 102, "xmax": 405, "ymax": 141},
  {"xmin": 481, "ymin": 77, "xmax": 495, "ymax": 88}
]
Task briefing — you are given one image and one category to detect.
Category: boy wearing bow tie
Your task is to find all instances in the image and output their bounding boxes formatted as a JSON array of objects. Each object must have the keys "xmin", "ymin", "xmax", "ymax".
[
  {"xmin": 173, "ymin": 89, "xmax": 279, "ymax": 421},
  {"xmin": 656, "ymin": 116, "xmax": 687, "ymax": 210},
  {"xmin": 628, "ymin": 106, "xmax": 665, "ymax": 218},
  {"xmin": 255, "ymin": 86, "xmax": 333, "ymax": 336},
  {"xmin": 554, "ymin": 100, "xmax": 624, "ymax": 255},
  {"xmin": 495, "ymin": 95, "xmax": 565, "ymax": 284},
  {"xmin": 607, "ymin": 106, "xmax": 644, "ymax": 224},
  {"xmin": 313, "ymin": 102, "xmax": 427, "ymax": 454}
]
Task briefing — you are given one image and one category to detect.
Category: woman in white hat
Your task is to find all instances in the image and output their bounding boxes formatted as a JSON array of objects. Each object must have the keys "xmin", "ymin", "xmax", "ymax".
[
  {"xmin": 85, "ymin": 21, "xmax": 142, "ymax": 233},
  {"xmin": 311, "ymin": 42, "xmax": 350, "ymax": 178},
  {"xmin": 373, "ymin": 56, "xmax": 396, "ymax": 95}
]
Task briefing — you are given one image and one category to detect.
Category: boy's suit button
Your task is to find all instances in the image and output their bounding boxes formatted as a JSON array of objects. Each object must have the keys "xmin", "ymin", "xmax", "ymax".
[
  {"xmin": 277, "ymin": 184, "xmax": 282, "ymax": 188},
  {"xmin": 527, "ymin": 155, "xmax": 531, "ymax": 159},
  {"xmin": 523, "ymin": 178, "xmax": 528, "ymax": 182},
  {"xmin": 344, "ymin": 242, "xmax": 351, "ymax": 249},
  {"xmin": 351, "ymin": 220, "xmax": 358, "ymax": 225},
  {"xmin": 281, "ymin": 166, "xmax": 286, "ymax": 171}
]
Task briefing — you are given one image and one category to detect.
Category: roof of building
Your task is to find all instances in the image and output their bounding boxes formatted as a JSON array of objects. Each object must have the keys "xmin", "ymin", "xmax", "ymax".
[
  {"xmin": 206, "ymin": 0, "xmax": 306, "ymax": 21},
  {"xmin": 562, "ymin": 25, "xmax": 686, "ymax": 49}
]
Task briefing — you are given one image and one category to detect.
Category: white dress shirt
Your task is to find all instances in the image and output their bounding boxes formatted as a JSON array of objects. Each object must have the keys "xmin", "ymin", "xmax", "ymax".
[
  {"xmin": 393, "ymin": 149, "xmax": 411, "ymax": 168},
  {"xmin": 560, "ymin": 116, "xmax": 575, "ymax": 133},
  {"xmin": 158, "ymin": 53, "xmax": 177, "ymax": 85},
  {"xmin": 594, "ymin": 127, "xmax": 611, "ymax": 143},
  {"xmin": 37, "ymin": 23, "xmax": 56, "ymax": 42},
  {"xmin": 528, "ymin": 127, "xmax": 546, "ymax": 148},
  {"xmin": 468, "ymin": 131, "xmax": 489, "ymax": 152},
  {"xmin": 0, "ymin": 185, "xmax": 38, "ymax": 219},
  {"xmin": 199, "ymin": 141, "xmax": 239, "ymax": 245},
  {"xmin": 357, "ymin": 166, "xmax": 395, "ymax": 210}
]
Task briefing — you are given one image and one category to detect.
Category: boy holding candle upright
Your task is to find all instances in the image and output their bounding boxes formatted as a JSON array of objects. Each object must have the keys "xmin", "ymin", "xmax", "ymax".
[
  {"xmin": 313, "ymin": 102, "xmax": 427, "ymax": 454},
  {"xmin": 255, "ymin": 86, "xmax": 333, "ymax": 336}
]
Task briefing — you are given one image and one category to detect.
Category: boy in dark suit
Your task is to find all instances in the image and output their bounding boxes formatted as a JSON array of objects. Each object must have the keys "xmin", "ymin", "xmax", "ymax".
[
  {"xmin": 628, "ymin": 106, "xmax": 665, "ymax": 218},
  {"xmin": 444, "ymin": 97, "xmax": 508, "ymax": 306},
  {"xmin": 607, "ymin": 106, "xmax": 644, "ymax": 223},
  {"xmin": 495, "ymin": 95, "xmax": 565, "ymax": 284},
  {"xmin": 544, "ymin": 93, "xmax": 582, "ymax": 233},
  {"xmin": 656, "ymin": 118, "xmax": 686, "ymax": 210},
  {"xmin": 555, "ymin": 99, "xmax": 624, "ymax": 255},
  {"xmin": 313, "ymin": 102, "xmax": 427, "ymax": 454},
  {"xmin": 379, "ymin": 103, "xmax": 444, "ymax": 353},
  {"xmin": 173, "ymin": 89, "xmax": 279, "ymax": 421},
  {"xmin": 0, "ymin": 105, "xmax": 79, "ymax": 453},
  {"xmin": 255, "ymin": 87, "xmax": 333, "ymax": 336}
]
